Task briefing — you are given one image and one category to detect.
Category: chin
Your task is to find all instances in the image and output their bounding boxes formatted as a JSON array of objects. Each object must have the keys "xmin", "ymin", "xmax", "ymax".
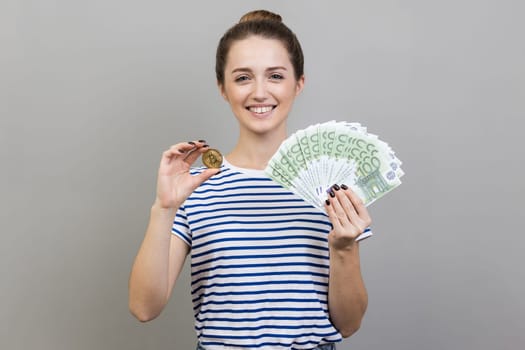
[{"xmin": 246, "ymin": 120, "xmax": 287, "ymax": 136}]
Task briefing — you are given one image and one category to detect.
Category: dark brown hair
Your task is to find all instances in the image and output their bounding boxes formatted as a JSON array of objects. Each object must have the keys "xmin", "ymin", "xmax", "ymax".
[{"xmin": 215, "ymin": 10, "xmax": 304, "ymax": 85}]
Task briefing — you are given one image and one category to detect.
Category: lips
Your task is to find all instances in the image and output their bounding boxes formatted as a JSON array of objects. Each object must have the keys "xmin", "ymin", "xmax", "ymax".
[{"xmin": 247, "ymin": 105, "xmax": 276, "ymax": 114}]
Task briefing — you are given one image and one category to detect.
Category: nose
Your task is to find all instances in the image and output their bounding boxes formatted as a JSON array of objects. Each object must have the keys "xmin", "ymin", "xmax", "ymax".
[{"xmin": 252, "ymin": 80, "xmax": 267, "ymax": 101}]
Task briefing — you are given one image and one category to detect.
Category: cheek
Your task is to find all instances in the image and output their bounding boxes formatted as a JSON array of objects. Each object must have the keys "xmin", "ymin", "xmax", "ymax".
[
  {"xmin": 227, "ymin": 87, "xmax": 249, "ymax": 105},
  {"xmin": 280, "ymin": 87, "xmax": 299, "ymax": 103}
]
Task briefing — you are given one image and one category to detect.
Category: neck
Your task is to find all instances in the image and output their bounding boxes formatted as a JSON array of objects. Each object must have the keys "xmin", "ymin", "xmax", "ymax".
[{"xmin": 227, "ymin": 128, "xmax": 287, "ymax": 170}]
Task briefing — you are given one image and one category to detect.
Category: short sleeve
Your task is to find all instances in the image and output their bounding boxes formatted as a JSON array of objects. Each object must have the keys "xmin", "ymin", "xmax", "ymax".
[
  {"xmin": 172, "ymin": 205, "xmax": 192, "ymax": 246},
  {"xmin": 356, "ymin": 227, "xmax": 373, "ymax": 241}
]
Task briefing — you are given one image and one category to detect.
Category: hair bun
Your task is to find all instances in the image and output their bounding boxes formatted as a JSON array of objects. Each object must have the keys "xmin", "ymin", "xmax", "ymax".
[{"xmin": 239, "ymin": 10, "xmax": 282, "ymax": 23}]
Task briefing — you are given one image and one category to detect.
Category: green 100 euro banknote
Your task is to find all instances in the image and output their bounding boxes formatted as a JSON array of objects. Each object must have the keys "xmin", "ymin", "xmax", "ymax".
[{"xmin": 265, "ymin": 121, "xmax": 403, "ymax": 212}]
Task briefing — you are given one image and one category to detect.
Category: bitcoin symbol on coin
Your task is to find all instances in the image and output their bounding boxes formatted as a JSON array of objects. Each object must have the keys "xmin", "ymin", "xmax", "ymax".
[{"xmin": 202, "ymin": 149, "xmax": 223, "ymax": 168}]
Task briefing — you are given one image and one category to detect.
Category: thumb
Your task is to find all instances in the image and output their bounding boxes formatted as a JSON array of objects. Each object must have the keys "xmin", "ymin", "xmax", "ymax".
[{"xmin": 194, "ymin": 168, "xmax": 221, "ymax": 184}]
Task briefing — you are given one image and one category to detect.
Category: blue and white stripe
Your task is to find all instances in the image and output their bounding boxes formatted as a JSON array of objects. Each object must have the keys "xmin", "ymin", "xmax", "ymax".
[{"xmin": 173, "ymin": 162, "xmax": 368, "ymax": 349}]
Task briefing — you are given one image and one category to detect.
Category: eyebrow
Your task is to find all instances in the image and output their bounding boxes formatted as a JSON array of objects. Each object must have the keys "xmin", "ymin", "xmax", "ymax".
[{"xmin": 230, "ymin": 66, "xmax": 288, "ymax": 74}]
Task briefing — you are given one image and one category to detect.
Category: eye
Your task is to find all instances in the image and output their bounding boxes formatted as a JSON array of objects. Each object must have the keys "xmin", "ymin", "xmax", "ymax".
[
  {"xmin": 234, "ymin": 75, "xmax": 250, "ymax": 83},
  {"xmin": 270, "ymin": 73, "xmax": 284, "ymax": 80}
]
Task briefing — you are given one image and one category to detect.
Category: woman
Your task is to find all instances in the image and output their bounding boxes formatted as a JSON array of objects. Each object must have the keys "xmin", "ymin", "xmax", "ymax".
[{"xmin": 129, "ymin": 10, "xmax": 371, "ymax": 350}]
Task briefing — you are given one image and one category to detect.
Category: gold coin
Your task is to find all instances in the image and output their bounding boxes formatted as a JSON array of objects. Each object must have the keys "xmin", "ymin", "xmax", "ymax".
[{"xmin": 202, "ymin": 148, "xmax": 223, "ymax": 168}]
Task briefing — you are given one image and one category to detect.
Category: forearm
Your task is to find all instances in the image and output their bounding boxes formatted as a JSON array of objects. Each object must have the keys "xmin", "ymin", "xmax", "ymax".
[
  {"xmin": 328, "ymin": 243, "xmax": 368, "ymax": 338},
  {"xmin": 128, "ymin": 203, "xmax": 177, "ymax": 321}
]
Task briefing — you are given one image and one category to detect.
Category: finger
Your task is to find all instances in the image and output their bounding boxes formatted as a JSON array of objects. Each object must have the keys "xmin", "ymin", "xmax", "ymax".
[
  {"xmin": 183, "ymin": 143, "xmax": 210, "ymax": 165},
  {"xmin": 342, "ymin": 184, "xmax": 365, "ymax": 214},
  {"xmin": 165, "ymin": 142, "xmax": 197, "ymax": 156},
  {"xmin": 337, "ymin": 186, "xmax": 370, "ymax": 233},
  {"xmin": 176, "ymin": 141, "xmax": 200, "ymax": 155},
  {"xmin": 327, "ymin": 189, "xmax": 350, "ymax": 227},
  {"xmin": 334, "ymin": 187, "xmax": 368, "ymax": 233},
  {"xmin": 340, "ymin": 195, "xmax": 366, "ymax": 232},
  {"xmin": 161, "ymin": 144, "xmax": 189, "ymax": 166},
  {"xmin": 180, "ymin": 168, "xmax": 220, "ymax": 200},
  {"xmin": 333, "ymin": 185, "xmax": 359, "ymax": 222},
  {"xmin": 324, "ymin": 198, "xmax": 343, "ymax": 230},
  {"xmin": 164, "ymin": 141, "xmax": 205, "ymax": 164},
  {"xmin": 195, "ymin": 168, "xmax": 221, "ymax": 185},
  {"xmin": 332, "ymin": 184, "xmax": 372, "ymax": 236},
  {"xmin": 342, "ymin": 184, "xmax": 371, "ymax": 226},
  {"xmin": 184, "ymin": 168, "xmax": 220, "ymax": 192},
  {"xmin": 188, "ymin": 139, "xmax": 207, "ymax": 147},
  {"xmin": 329, "ymin": 188, "xmax": 365, "ymax": 241}
]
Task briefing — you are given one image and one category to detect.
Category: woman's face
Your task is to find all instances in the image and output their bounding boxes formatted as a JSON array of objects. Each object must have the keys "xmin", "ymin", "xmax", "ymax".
[{"xmin": 219, "ymin": 36, "xmax": 304, "ymax": 137}]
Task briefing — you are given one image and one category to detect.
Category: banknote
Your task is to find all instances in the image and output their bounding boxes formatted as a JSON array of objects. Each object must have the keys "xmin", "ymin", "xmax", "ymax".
[
  {"xmin": 265, "ymin": 121, "xmax": 404, "ymax": 210},
  {"xmin": 267, "ymin": 156, "xmax": 322, "ymax": 208}
]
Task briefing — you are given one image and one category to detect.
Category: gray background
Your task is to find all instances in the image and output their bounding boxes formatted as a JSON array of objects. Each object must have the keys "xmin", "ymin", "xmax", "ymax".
[{"xmin": 1, "ymin": 0, "xmax": 524, "ymax": 349}]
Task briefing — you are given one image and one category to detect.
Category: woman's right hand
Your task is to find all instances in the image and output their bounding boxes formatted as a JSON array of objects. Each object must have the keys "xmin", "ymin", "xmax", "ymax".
[{"xmin": 154, "ymin": 140, "xmax": 220, "ymax": 209}]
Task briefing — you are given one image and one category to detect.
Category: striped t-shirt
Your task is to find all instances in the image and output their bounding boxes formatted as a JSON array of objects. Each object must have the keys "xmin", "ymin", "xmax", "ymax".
[{"xmin": 172, "ymin": 160, "xmax": 371, "ymax": 349}]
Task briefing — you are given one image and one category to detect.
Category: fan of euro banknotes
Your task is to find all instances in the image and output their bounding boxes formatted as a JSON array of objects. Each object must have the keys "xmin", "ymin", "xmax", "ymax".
[{"xmin": 264, "ymin": 121, "xmax": 404, "ymax": 212}]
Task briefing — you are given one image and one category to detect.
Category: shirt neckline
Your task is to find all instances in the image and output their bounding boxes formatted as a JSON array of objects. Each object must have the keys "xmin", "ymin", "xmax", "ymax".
[{"xmin": 223, "ymin": 158, "xmax": 268, "ymax": 177}]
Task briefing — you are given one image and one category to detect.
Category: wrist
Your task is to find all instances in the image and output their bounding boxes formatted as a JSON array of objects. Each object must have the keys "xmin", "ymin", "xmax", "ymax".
[
  {"xmin": 330, "ymin": 242, "xmax": 360, "ymax": 260},
  {"xmin": 151, "ymin": 200, "xmax": 178, "ymax": 217}
]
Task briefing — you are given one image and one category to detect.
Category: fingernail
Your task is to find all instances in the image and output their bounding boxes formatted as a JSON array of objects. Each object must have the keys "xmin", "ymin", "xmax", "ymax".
[
  {"xmin": 178, "ymin": 149, "xmax": 185, "ymax": 153},
  {"xmin": 341, "ymin": 184, "xmax": 348, "ymax": 190},
  {"xmin": 325, "ymin": 199, "xmax": 330, "ymax": 206},
  {"xmin": 329, "ymin": 190, "xmax": 335, "ymax": 198},
  {"xmin": 188, "ymin": 141, "xmax": 195, "ymax": 145},
  {"xmin": 198, "ymin": 139, "xmax": 206, "ymax": 143},
  {"xmin": 203, "ymin": 144, "xmax": 210, "ymax": 148},
  {"xmin": 332, "ymin": 184, "xmax": 340, "ymax": 191}
]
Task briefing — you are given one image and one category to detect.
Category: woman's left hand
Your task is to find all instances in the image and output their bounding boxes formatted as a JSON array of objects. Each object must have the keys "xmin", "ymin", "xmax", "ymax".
[{"xmin": 325, "ymin": 184, "xmax": 372, "ymax": 251}]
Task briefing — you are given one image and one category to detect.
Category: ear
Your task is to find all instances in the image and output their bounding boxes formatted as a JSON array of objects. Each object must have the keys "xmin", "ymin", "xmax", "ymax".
[
  {"xmin": 295, "ymin": 75, "xmax": 305, "ymax": 96},
  {"xmin": 217, "ymin": 80, "xmax": 228, "ymax": 101}
]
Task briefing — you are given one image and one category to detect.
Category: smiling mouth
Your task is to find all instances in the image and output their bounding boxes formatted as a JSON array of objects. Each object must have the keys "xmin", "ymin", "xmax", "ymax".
[{"xmin": 247, "ymin": 105, "xmax": 276, "ymax": 114}]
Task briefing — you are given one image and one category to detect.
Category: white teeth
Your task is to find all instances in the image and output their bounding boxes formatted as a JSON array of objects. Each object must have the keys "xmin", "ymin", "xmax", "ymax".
[{"xmin": 249, "ymin": 106, "xmax": 273, "ymax": 114}]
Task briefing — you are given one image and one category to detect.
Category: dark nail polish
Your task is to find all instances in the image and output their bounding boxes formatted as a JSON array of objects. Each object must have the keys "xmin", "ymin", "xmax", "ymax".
[
  {"xmin": 341, "ymin": 184, "xmax": 348, "ymax": 190},
  {"xmin": 178, "ymin": 149, "xmax": 185, "ymax": 153},
  {"xmin": 188, "ymin": 141, "xmax": 195, "ymax": 145},
  {"xmin": 198, "ymin": 140, "xmax": 206, "ymax": 143},
  {"xmin": 333, "ymin": 184, "xmax": 340, "ymax": 191},
  {"xmin": 329, "ymin": 190, "xmax": 335, "ymax": 198},
  {"xmin": 325, "ymin": 199, "xmax": 330, "ymax": 205},
  {"xmin": 203, "ymin": 144, "xmax": 210, "ymax": 148}
]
